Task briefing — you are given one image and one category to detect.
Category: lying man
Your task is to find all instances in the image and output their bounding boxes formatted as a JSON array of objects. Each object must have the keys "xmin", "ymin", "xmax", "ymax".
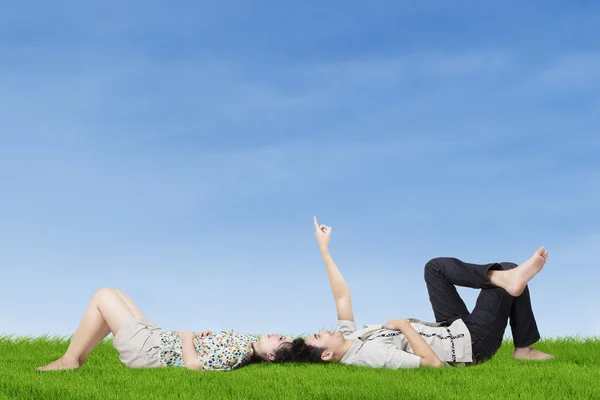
[{"xmin": 284, "ymin": 217, "xmax": 554, "ymax": 368}]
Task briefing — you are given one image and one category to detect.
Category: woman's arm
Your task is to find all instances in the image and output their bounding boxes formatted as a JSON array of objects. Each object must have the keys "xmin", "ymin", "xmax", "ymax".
[
  {"xmin": 314, "ymin": 216, "xmax": 355, "ymax": 322},
  {"xmin": 178, "ymin": 331, "xmax": 204, "ymax": 371},
  {"xmin": 383, "ymin": 319, "xmax": 445, "ymax": 368}
]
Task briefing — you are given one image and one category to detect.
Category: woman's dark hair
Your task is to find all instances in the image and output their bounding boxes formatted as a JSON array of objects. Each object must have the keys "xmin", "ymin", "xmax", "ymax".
[
  {"xmin": 239, "ymin": 338, "xmax": 323, "ymax": 368},
  {"xmin": 239, "ymin": 354, "xmax": 263, "ymax": 369},
  {"xmin": 272, "ymin": 338, "xmax": 325, "ymax": 363}
]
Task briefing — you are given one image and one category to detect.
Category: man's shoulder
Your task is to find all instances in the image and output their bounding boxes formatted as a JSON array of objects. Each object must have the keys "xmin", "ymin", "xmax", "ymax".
[{"xmin": 341, "ymin": 340, "xmax": 389, "ymax": 366}]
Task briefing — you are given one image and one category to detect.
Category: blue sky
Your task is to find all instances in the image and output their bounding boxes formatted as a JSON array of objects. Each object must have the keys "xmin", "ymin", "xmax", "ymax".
[{"xmin": 1, "ymin": 1, "xmax": 599, "ymax": 339}]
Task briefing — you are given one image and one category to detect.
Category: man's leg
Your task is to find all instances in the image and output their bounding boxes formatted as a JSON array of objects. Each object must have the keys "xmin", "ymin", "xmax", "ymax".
[
  {"xmin": 424, "ymin": 259, "xmax": 474, "ymax": 323},
  {"xmin": 462, "ymin": 287, "xmax": 515, "ymax": 363},
  {"xmin": 498, "ymin": 264, "xmax": 553, "ymax": 359},
  {"xmin": 427, "ymin": 247, "xmax": 548, "ymax": 297},
  {"xmin": 426, "ymin": 253, "xmax": 553, "ymax": 360},
  {"xmin": 425, "ymin": 257, "xmax": 501, "ymax": 290},
  {"xmin": 463, "ymin": 285, "xmax": 553, "ymax": 362},
  {"xmin": 499, "ymin": 263, "xmax": 541, "ymax": 347}
]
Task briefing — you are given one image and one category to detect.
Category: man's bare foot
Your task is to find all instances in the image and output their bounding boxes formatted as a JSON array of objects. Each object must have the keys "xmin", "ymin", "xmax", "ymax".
[
  {"xmin": 36, "ymin": 356, "xmax": 80, "ymax": 371},
  {"xmin": 503, "ymin": 247, "xmax": 548, "ymax": 296},
  {"xmin": 513, "ymin": 346, "xmax": 555, "ymax": 360}
]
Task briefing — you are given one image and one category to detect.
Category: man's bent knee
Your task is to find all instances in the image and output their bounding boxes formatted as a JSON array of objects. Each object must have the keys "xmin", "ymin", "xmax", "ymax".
[{"xmin": 424, "ymin": 258, "xmax": 444, "ymax": 280}]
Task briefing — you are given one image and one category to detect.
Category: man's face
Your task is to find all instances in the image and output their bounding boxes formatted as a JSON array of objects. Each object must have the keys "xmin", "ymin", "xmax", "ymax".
[{"xmin": 304, "ymin": 328, "xmax": 345, "ymax": 361}]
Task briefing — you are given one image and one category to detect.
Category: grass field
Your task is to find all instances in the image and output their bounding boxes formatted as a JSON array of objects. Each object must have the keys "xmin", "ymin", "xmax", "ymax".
[{"xmin": 1, "ymin": 335, "xmax": 599, "ymax": 400}]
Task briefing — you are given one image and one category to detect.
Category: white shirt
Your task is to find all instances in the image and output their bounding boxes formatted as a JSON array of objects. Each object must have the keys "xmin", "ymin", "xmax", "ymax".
[{"xmin": 338, "ymin": 318, "xmax": 473, "ymax": 369}]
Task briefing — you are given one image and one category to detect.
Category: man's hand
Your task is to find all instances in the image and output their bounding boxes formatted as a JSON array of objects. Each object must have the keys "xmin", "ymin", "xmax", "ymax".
[
  {"xmin": 383, "ymin": 319, "xmax": 409, "ymax": 331},
  {"xmin": 383, "ymin": 319, "xmax": 445, "ymax": 368},
  {"xmin": 313, "ymin": 216, "xmax": 332, "ymax": 252},
  {"xmin": 194, "ymin": 330, "xmax": 213, "ymax": 340}
]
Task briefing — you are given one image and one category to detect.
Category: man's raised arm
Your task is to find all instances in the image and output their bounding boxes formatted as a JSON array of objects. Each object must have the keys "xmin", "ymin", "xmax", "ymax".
[{"xmin": 314, "ymin": 216, "xmax": 355, "ymax": 322}]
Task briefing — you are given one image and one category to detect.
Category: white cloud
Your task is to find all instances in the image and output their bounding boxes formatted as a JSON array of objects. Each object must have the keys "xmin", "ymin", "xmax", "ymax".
[
  {"xmin": 534, "ymin": 53, "xmax": 600, "ymax": 89},
  {"xmin": 2, "ymin": 48, "xmax": 598, "ymax": 150}
]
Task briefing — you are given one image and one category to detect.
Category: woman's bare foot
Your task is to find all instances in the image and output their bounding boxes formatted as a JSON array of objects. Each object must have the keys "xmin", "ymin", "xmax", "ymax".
[
  {"xmin": 513, "ymin": 346, "xmax": 555, "ymax": 360},
  {"xmin": 489, "ymin": 247, "xmax": 548, "ymax": 297},
  {"xmin": 36, "ymin": 356, "xmax": 80, "ymax": 371}
]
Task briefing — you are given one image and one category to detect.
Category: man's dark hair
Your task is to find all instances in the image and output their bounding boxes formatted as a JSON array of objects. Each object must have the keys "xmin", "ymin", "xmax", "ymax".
[{"xmin": 273, "ymin": 338, "xmax": 325, "ymax": 363}]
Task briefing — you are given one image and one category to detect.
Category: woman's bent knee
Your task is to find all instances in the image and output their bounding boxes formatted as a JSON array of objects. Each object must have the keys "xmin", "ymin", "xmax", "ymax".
[{"xmin": 93, "ymin": 288, "xmax": 117, "ymax": 302}]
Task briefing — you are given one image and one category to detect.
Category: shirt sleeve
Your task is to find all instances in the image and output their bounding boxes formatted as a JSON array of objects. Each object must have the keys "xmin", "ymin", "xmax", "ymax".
[
  {"xmin": 382, "ymin": 344, "xmax": 422, "ymax": 369},
  {"xmin": 338, "ymin": 320, "xmax": 357, "ymax": 336},
  {"xmin": 350, "ymin": 342, "xmax": 421, "ymax": 369}
]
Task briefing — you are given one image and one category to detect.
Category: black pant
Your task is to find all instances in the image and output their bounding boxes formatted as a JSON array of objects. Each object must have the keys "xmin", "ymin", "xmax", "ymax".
[{"xmin": 424, "ymin": 257, "xmax": 541, "ymax": 363}]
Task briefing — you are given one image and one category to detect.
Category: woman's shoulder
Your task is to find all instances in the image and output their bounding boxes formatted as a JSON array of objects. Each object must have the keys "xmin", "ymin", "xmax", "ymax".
[
  {"xmin": 159, "ymin": 330, "xmax": 179, "ymax": 340},
  {"xmin": 209, "ymin": 330, "xmax": 257, "ymax": 344},
  {"xmin": 197, "ymin": 331, "xmax": 256, "ymax": 371}
]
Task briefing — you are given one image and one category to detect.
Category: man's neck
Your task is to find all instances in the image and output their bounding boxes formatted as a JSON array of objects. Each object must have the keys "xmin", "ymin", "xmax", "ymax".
[{"xmin": 334, "ymin": 339, "xmax": 356, "ymax": 362}]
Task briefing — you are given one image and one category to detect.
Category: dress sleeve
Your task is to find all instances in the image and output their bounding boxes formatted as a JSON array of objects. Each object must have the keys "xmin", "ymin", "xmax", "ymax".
[{"xmin": 338, "ymin": 320, "xmax": 357, "ymax": 336}]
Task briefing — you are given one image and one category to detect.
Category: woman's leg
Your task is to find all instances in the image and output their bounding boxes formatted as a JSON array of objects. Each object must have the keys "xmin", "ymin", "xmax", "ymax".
[
  {"xmin": 76, "ymin": 322, "xmax": 111, "ymax": 366},
  {"xmin": 114, "ymin": 289, "xmax": 145, "ymax": 319},
  {"xmin": 36, "ymin": 288, "xmax": 135, "ymax": 371},
  {"xmin": 77, "ymin": 289, "xmax": 147, "ymax": 365}
]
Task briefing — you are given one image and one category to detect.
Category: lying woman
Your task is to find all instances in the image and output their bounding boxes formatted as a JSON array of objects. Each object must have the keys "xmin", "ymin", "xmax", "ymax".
[
  {"xmin": 289, "ymin": 217, "xmax": 554, "ymax": 368},
  {"xmin": 36, "ymin": 288, "xmax": 293, "ymax": 371}
]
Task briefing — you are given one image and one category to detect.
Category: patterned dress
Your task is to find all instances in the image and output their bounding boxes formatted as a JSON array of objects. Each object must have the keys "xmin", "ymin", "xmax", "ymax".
[{"xmin": 158, "ymin": 330, "xmax": 257, "ymax": 370}]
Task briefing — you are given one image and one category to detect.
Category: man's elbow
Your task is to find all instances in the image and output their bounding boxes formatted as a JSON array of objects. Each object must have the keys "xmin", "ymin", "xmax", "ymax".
[{"xmin": 421, "ymin": 357, "xmax": 445, "ymax": 368}]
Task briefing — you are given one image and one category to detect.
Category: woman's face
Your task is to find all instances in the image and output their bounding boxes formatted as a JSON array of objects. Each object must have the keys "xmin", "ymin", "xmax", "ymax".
[{"xmin": 253, "ymin": 333, "xmax": 293, "ymax": 361}]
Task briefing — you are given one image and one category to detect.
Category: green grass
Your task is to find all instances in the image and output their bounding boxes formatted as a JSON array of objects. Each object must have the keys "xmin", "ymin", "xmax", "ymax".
[{"xmin": 1, "ymin": 335, "xmax": 599, "ymax": 400}]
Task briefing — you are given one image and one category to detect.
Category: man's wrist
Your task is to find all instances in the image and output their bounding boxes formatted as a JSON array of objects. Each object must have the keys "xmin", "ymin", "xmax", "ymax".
[
  {"xmin": 388, "ymin": 319, "xmax": 409, "ymax": 330},
  {"xmin": 319, "ymin": 246, "xmax": 330, "ymax": 255}
]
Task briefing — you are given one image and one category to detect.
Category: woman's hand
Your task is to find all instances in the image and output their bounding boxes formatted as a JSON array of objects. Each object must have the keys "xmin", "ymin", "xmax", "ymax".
[
  {"xmin": 194, "ymin": 330, "xmax": 213, "ymax": 340},
  {"xmin": 313, "ymin": 216, "xmax": 332, "ymax": 252},
  {"xmin": 178, "ymin": 331, "xmax": 204, "ymax": 371},
  {"xmin": 178, "ymin": 331, "xmax": 195, "ymax": 340}
]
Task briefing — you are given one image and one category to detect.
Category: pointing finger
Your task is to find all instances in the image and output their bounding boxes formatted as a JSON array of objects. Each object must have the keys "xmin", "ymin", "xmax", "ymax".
[{"xmin": 313, "ymin": 216, "xmax": 320, "ymax": 230}]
